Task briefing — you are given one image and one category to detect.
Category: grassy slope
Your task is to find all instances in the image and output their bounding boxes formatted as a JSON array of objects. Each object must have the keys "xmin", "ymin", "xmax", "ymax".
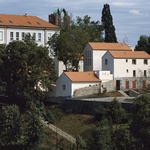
[
  {"xmin": 38, "ymin": 91, "xmax": 124, "ymax": 149},
  {"xmin": 54, "ymin": 114, "xmax": 95, "ymax": 141}
]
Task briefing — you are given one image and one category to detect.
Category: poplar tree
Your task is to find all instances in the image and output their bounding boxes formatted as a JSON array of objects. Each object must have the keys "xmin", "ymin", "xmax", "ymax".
[{"xmin": 101, "ymin": 3, "xmax": 118, "ymax": 42}]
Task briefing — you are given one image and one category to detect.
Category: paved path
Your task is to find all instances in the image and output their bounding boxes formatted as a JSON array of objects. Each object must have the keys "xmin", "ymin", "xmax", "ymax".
[
  {"xmin": 41, "ymin": 120, "xmax": 76, "ymax": 144},
  {"xmin": 81, "ymin": 96, "xmax": 135, "ymax": 103}
]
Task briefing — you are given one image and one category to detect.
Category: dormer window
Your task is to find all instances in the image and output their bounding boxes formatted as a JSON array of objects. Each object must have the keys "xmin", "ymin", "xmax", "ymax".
[
  {"xmin": 9, "ymin": 20, "xmax": 13, "ymax": 23},
  {"xmin": 37, "ymin": 22, "xmax": 40, "ymax": 25}
]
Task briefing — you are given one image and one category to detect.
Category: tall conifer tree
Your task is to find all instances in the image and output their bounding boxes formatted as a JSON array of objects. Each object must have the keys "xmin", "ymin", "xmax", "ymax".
[{"xmin": 101, "ymin": 4, "xmax": 117, "ymax": 42}]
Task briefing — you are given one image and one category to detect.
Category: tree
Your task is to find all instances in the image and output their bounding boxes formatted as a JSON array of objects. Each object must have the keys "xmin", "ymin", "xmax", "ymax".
[
  {"xmin": 70, "ymin": 136, "xmax": 87, "ymax": 150},
  {"xmin": 75, "ymin": 15, "xmax": 103, "ymax": 42},
  {"xmin": 0, "ymin": 105, "xmax": 21, "ymax": 148},
  {"xmin": 101, "ymin": 4, "xmax": 118, "ymax": 42},
  {"xmin": 107, "ymin": 98, "xmax": 128, "ymax": 128},
  {"xmin": 135, "ymin": 35, "xmax": 150, "ymax": 54},
  {"xmin": 48, "ymin": 15, "xmax": 103, "ymax": 72},
  {"xmin": 48, "ymin": 27, "xmax": 88, "ymax": 71},
  {"xmin": 89, "ymin": 118, "xmax": 112, "ymax": 150},
  {"xmin": 112, "ymin": 125, "xmax": 137, "ymax": 150},
  {"xmin": 23, "ymin": 100, "xmax": 45, "ymax": 149},
  {"xmin": 130, "ymin": 95, "xmax": 150, "ymax": 149},
  {"xmin": 0, "ymin": 39, "xmax": 56, "ymax": 105}
]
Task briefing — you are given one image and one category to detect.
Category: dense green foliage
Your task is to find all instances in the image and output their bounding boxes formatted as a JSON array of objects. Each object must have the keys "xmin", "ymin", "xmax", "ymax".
[
  {"xmin": 0, "ymin": 102, "xmax": 44, "ymax": 149},
  {"xmin": 130, "ymin": 95, "xmax": 150, "ymax": 149},
  {"xmin": 0, "ymin": 105, "xmax": 21, "ymax": 148},
  {"xmin": 0, "ymin": 39, "xmax": 56, "ymax": 105},
  {"xmin": 48, "ymin": 15, "xmax": 103, "ymax": 71},
  {"xmin": 89, "ymin": 118, "xmax": 112, "ymax": 150},
  {"xmin": 92, "ymin": 96, "xmax": 150, "ymax": 150},
  {"xmin": 101, "ymin": 4, "xmax": 117, "ymax": 42},
  {"xmin": 135, "ymin": 35, "xmax": 150, "ymax": 54},
  {"xmin": 0, "ymin": 38, "xmax": 56, "ymax": 149}
]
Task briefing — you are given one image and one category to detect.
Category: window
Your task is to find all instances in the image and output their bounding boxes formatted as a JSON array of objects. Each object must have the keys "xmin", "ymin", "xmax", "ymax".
[
  {"xmin": 47, "ymin": 33, "xmax": 51, "ymax": 40},
  {"xmin": 144, "ymin": 59, "xmax": 148, "ymax": 65},
  {"xmin": 132, "ymin": 59, "xmax": 136, "ymax": 64},
  {"xmin": 126, "ymin": 69, "xmax": 128, "ymax": 73},
  {"xmin": 105, "ymin": 59, "xmax": 108, "ymax": 65},
  {"xmin": 33, "ymin": 33, "xmax": 36, "ymax": 41},
  {"xmin": 0, "ymin": 31, "xmax": 3, "ymax": 40},
  {"xmin": 10, "ymin": 32, "xmax": 13, "ymax": 41},
  {"xmin": 133, "ymin": 70, "xmax": 136, "ymax": 77},
  {"xmin": 22, "ymin": 32, "xmax": 25, "ymax": 40},
  {"xmin": 62, "ymin": 85, "xmax": 66, "ymax": 90},
  {"xmin": 126, "ymin": 59, "xmax": 128, "ymax": 62},
  {"xmin": 16, "ymin": 32, "xmax": 19, "ymax": 40},
  {"xmin": 144, "ymin": 70, "xmax": 147, "ymax": 77},
  {"xmin": 38, "ymin": 33, "xmax": 41, "ymax": 41}
]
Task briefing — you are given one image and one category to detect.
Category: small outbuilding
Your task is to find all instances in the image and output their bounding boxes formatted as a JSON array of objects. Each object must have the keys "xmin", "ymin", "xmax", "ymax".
[{"xmin": 56, "ymin": 71, "xmax": 101, "ymax": 98}]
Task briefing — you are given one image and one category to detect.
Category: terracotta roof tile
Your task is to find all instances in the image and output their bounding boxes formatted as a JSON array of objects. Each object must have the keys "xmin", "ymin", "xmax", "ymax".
[
  {"xmin": 89, "ymin": 42, "xmax": 132, "ymax": 51},
  {"xmin": 0, "ymin": 14, "xmax": 59, "ymax": 29},
  {"xmin": 64, "ymin": 71, "xmax": 101, "ymax": 82},
  {"xmin": 108, "ymin": 51, "xmax": 150, "ymax": 59}
]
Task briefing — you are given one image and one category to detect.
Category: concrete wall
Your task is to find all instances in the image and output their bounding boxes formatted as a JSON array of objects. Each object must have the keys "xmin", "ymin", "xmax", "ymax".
[
  {"xmin": 120, "ymin": 77, "xmax": 150, "ymax": 91},
  {"xmin": 73, "ymin": 83, "xmax": 101, "ymax": 97},
  {"xmin": 101, "ymin": 80, "xmax": 115, "ymax": 92},
  {"xmin": 62, "ymin": 99, "xmax": 133, "ymax": 115}
]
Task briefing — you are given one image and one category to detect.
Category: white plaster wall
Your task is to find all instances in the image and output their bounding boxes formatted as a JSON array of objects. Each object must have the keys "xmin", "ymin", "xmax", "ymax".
[
  {"xmin": 102, "ymin": 52, "xmax": 114, "ymax": 74},
  {"xmin": 93, "ymin": 50, "xmax": 106, "ymax": 71},
  {"xmin": 72, "ymin": 82, "xmax": 100, "ymax": 96},
  {"xmin": 78, "ymin": 60, "xmax": 84, "ymax": 72},
  {"xmin": 0, "ymin": 28, "xmax": 5, "ymax": 44},
  {"xmin": 56, "ymin": 74, "xmax": 72, "ymax": 97},
  {"xmin": 95, "ymin": 70, "xmax": 113, "ymax": 81},
  {"xmin": 55, "ymin": 58, "xmax": 84, "ymax": 77},
  {"xmin": 114, "ymin": 59, "xmax": 150, "ymax": 78},
  {"xmin": 0, "ymin": 27, "xmax": 57, "ymax": 46}
]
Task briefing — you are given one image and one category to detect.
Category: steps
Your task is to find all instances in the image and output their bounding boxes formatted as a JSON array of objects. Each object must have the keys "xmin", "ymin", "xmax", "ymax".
[{"xmin": 118, "ymin": 90, "xmax": 129, "ymax": 97}]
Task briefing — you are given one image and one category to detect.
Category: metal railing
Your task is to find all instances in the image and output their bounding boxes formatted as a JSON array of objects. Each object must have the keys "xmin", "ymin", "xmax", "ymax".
[{"xmin": 42, "ymin": 120, "xmax": 76, "ymax": 144}]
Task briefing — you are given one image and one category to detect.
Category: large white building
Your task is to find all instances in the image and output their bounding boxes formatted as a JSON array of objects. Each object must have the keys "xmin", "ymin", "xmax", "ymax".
[
  {"xmin": 0, "ymin": 14, "xmax": 60, "ymax": 46},
  {"xmin": 84, "ymin": 42, "xmax": 132, "ymax": 71},
  {"xmin": 102, "ymin": 51, "xmax": 150, "ymax": 79}
]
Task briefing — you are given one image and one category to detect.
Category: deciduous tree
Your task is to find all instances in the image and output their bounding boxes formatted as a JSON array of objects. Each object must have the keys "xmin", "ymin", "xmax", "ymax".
[
  {"xmin": 89, "ymin": 118, "xmax": 112, "ymax": 150},
  {"xmin": 135, "ymin": 35, "xmax": 150, "ymax": 54},
  {"xmin": 0, "ymin": 39, "xmax": 56, "ymax": 105},
  {"xmin": 130, "ymin": 95, "xmax": 150, "ymax": 149},
  {"xmin": 0, "ymin": 105, "xmax": 21, "ymax": 148}
]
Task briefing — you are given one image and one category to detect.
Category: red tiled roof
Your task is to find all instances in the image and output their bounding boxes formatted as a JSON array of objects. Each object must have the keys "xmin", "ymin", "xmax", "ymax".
[
  {"xmin": 89, "ymin": 42, "xmax": 132, "ymax": 51},
  {"xmin": 108, "ymin": 51, "xmax": 150, "ymax": 59},
  {"xmin": 64, "ymin": 71, "xmax": 101, "ymax": 82},
  {"xmin": 0, "ymin": 14, "xmax": 59, "ymax": 29}
]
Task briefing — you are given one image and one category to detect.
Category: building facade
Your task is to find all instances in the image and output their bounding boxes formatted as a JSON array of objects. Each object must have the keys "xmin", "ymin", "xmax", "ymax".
[
  {"xmin": 84, "ymin": 42, "xmax": 132, "ymax": 71},
  {"xmin": 0, "ymin": 14, "xmax": 60, "ymax": 46},
  {"xmin": 102, "ymin": 51, "xmax": 150, "ymax": 90}
]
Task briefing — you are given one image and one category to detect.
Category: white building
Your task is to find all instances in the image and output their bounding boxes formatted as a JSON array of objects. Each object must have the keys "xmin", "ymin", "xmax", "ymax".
[
  {"xmin": 84, "ymin": 42, "xmax": 132, "ymax": 71},
  {"xmin": 102, "ymin": 51, "xmax": 150, "ymax": 79},
  {"xmin": 56, "ymin": 71, "xmax": 101, "ymax": 98},
  {"xmin": 0, "ymin": 14, "xmax": 60, "ymax": 46}
]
